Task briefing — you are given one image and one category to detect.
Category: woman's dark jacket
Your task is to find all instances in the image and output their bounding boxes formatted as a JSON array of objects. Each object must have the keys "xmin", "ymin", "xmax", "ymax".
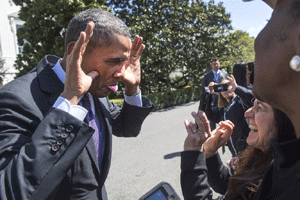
[
  {"xmin": 204, "ymin": 86, "xmax": 253, "ymax": 156},
  {"xmin": 181, "ymin": 137, "xmax": 300, "ymax": 200},
  {"xmin": 181, "ymin": 151, "xmax": 240, "ymax": 200}
]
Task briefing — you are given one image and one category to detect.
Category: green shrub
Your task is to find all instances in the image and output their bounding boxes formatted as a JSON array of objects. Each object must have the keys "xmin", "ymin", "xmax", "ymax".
[
  {"xmin": 146, "ymin": 85, "xmax": 201, "ymax": 111},
  {"xmin": 110, "ymin": 85, "xmax": 202, "ymax": 111},
  {"xmin": 110, "ymin": 98, "xmax": 124, "ymax": 108}
]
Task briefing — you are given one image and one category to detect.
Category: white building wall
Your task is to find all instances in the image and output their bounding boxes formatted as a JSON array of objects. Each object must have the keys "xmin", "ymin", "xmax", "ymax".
[{"xmin": 0, "ymin": 0, "xmax": 23, "ymax": 84}]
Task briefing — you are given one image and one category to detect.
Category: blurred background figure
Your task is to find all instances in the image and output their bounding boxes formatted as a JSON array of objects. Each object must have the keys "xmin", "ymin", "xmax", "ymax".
[
  {"xmin": 204, "ymin": 76, "xmax": 253, "ymax": 157},
  {"xmin": 233, "ymin": 62, "xmax": 247, "ymax": 88},
  {"xmin": 246, "ymin": 61, "xmax": 254, "ymax": 89},
  {"xmin": 200, "ymin": 58, "xmax": 229, "ymax": 130}
]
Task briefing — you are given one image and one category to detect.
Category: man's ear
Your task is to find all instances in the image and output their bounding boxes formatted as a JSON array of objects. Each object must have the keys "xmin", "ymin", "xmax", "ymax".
[{"xmin": 66, "ymin": 42, "xmax": 76, "ymax": 55}]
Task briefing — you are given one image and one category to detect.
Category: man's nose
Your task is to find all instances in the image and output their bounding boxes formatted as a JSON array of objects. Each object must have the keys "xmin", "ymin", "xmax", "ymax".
[{"xmin": 113, "ymin": 64, "xmax": 125, "ymax": 77}]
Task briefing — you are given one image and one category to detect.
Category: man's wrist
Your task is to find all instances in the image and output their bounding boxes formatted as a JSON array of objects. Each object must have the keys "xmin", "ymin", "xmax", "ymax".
[
  {"xmin": 60, "ymin": 91, "xmax": 81, "ymax": 105},
  {"xmin": 124, "ymin": 86, "xmax": 140, "ymax": 96}
]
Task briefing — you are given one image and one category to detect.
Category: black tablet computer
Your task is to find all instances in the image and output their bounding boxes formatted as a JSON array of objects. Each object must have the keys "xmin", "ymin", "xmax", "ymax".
[{"xmin": 139, "ymin": 181, "xmax": 181, "ymax": 200}]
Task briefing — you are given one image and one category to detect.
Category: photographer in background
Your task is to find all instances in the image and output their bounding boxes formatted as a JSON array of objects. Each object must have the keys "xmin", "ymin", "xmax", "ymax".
[
  {"xmin": 200, "ymin": 59, "xmax": 229, "ymax": 130},
  {"xmin": 233, "ymin": 62, "xmax": 247, "ymax": 88},
  {"xmin": 246, "ymin": 62, "xmax": 254, "ymax": 89},
  {"xmin": 204, "ymin": 75, "xmax": 253, "ymax": 158}
]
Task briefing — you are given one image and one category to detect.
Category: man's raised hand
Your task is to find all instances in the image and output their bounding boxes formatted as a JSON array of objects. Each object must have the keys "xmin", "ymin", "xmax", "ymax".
[
  {"xmin": 61, "ymin": 22, "xmax": 99, "ymax": 105},
  {"xmin": 118, "ymin": 35, "xmax": 144, "ymax": 96}
]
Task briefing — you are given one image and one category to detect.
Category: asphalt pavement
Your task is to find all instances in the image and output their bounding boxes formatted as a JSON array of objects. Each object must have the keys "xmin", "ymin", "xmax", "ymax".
[{"xmin": 105, "ymin": 100, "xmax": 232, "ymax": 200}]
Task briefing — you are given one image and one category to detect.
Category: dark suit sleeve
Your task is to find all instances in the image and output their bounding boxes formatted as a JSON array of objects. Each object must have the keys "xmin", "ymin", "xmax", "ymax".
[
  {"xmin": 105, "ymin": 96, "xmax": 154, "ymax": 137},
  {"xmin": 0, "ymin": 89, "xmax": 94, "ymax": 200},
  {"xmin": 202, "ymin": 73, "xmax": 213, "ymax": 92},
  {"xmin": 204, "ymin": 94, "xmax": 224, "ymax": 123},
  {"xmin": 206, "ymin": 153, "xmax": 231, "ymax": 195},
  {"xmin": 235, "ymin": 86, "xmax": 254, "ymax": 108},
  {"xmin": 181, "ymin": 151, "xmax": 213, "ymax": 200}
]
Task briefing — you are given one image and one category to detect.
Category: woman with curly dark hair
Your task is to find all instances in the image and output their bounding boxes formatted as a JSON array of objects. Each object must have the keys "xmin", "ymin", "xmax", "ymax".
[{"xmin": 181, "ymin": 99, "xmax": 295, "ymax": 200}]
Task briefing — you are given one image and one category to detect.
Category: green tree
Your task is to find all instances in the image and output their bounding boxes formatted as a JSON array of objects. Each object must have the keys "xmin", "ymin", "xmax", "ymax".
[
  {"xmin": 0, "ymin": 58, "xmax": 6, "ymax": 86},
  {"xmin": 13, "ymin": 0, "xmax": 107, "ymax": 77},
  {"xmin": 108, "ymin": 0, "xmax": 239, "ymax": 94},
  {"xmin": 221, "ymin": 30, "xmax": 255, "ymax": 74}
]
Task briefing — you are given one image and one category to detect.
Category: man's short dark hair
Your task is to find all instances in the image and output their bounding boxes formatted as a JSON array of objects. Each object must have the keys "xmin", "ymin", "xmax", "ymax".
[
  {"xmin": 65, "ymin": 8, "xmax": 131, "ymax": 51},
  {"xmin": 211, "ymin": 59, "xmax": 219, "ymax": 62}
]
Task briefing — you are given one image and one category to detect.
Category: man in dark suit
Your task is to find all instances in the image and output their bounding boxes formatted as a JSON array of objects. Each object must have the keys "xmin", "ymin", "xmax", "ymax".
[
  {"xmin": 0, "ymin": 9, "xmax": 153, "ymax": 200},
  {"xmin": 200, "ymin": 58, "xmax": 228, "ymax": 130}
]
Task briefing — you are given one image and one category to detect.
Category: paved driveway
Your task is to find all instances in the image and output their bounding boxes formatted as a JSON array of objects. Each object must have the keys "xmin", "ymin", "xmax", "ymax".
[{"xmin": 105, "ymin": 100, "xmax": 232, "ymax": 199}]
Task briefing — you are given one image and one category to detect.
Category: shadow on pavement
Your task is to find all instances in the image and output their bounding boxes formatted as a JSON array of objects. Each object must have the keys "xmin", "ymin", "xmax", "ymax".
[{"xmin": 164, "ymin": 152, "xmax": 181, "ymax": 159}]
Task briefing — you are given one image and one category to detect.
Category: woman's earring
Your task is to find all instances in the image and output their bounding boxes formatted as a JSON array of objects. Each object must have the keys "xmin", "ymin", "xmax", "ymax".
[{"xmin": 290, "ymin": 55, "xmax": 300, "ymax": 72}]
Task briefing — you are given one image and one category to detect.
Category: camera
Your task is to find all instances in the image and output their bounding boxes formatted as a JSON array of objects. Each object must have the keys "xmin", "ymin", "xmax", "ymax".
[{"xmin": 213, "ymin": 84, "xmax": 228, "ymax": 92}]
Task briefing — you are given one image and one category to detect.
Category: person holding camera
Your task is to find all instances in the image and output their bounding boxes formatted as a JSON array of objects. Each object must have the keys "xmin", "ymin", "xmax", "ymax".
[
  {"xmin": 200, "ymin": 59, "xmax": 229, "ymax": 130},
  {"xmin": 204, "ymin": 75, "xmax": 253, "ymax": 157}
]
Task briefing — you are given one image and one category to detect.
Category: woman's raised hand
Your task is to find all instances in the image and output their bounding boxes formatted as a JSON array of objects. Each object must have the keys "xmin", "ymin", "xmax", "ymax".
[
  {"xmin": 183, "ymin": 110, "xmax": 211, "ymax": 151},
  {"xmin": 203, "ymin": 120, "xmax": 235, "ymax": 158}
]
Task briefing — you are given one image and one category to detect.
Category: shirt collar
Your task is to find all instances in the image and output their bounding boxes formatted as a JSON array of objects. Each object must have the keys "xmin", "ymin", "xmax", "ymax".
[
  {"xmin": 213, "ymin": 70, "xmax": 220, "ymax": 75},
  {"xmin": 52, "ymin": 59, "xmax": 65, "ymax": 84}
]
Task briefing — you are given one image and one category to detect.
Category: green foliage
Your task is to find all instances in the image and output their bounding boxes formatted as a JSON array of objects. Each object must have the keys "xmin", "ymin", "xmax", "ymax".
[
  {"xmin": 107, "ymin": 0, "xmax": 239, "ymax": 94},
  {"xmin": 220, "ymin": 30, "xmax": 255, "ymax": 74},
  {"xmin": 110, "ymin": 98, "xmax": 124, "ymax": 108},
  {"xmin": 13, "ymin": 0, "xmax": 107, "ymax": 77},
  {"xmin": 0, "ymin": 58, "xmax": 6, "ymax": 85},
  {"xmin": 111, "ymin": 85, "xmax": 201, "ymax": 111},
  {"xmin": 145, "ymin": 85, "xmax": 201, "ymax": 111}
]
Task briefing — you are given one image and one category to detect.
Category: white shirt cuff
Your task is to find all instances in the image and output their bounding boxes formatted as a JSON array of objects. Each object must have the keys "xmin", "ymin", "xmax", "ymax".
[
  {"xmin": 124, "ymin": 89, "xmax": 142, "ymax": 107},
  {"xmin": 52, "ymin": 96, "xmax": 88, "ymax": 121}
]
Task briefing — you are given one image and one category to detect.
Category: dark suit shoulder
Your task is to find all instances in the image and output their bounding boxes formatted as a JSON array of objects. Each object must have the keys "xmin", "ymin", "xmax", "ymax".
[
  {"xmin": 0, "ymin": 67, "xmax": 37, "ymax": 94},
  {"xmin": 204, "ymin": 71, "xmax": 213, "ymax": 77}
]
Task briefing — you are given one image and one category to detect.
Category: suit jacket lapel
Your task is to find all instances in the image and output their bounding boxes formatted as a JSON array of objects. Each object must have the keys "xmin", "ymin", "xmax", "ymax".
[
  {"xmin": 84, "ymin": 97, "xmax": 113, "ymax": 181},
  {"xmin": 209, "ymin": 71, "xmax": 216, "ymax": 83},
  {"xmin": 85, "ymin": 135, "xmax": 101, "ymax": 176},
  {"xmin": 36, "ymin": 55, "xmax": 64, "ymax": 108},
  {"xmin": 93, "ymin": 97, "xmax": 112, "ymax": 186}
]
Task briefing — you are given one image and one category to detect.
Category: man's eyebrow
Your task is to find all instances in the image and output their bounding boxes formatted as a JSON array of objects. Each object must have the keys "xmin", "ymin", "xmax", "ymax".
[{"xmin": 106, "ymin": 57, "xmax": 129, "ymax": 61}]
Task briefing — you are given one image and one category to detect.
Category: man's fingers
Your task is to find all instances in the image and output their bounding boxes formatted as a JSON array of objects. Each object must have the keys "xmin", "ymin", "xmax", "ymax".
[
  {"xmin": 85, "ymin": 21, "xmax": 95, "ymax": 39},
  {"xmin": 131, "ymin": 35, "xmax": 143, "ymax": 58},
  {"xmin": 71, "ymin": 31, "xmax": 86, "ymax": 59},
  {"xmin": 75, "ymin": 22, "xmax": 94, "ymax": 57},
  {"xmin": 136, "ymin": 43, "xmax": 145, "ymax": 58}
]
